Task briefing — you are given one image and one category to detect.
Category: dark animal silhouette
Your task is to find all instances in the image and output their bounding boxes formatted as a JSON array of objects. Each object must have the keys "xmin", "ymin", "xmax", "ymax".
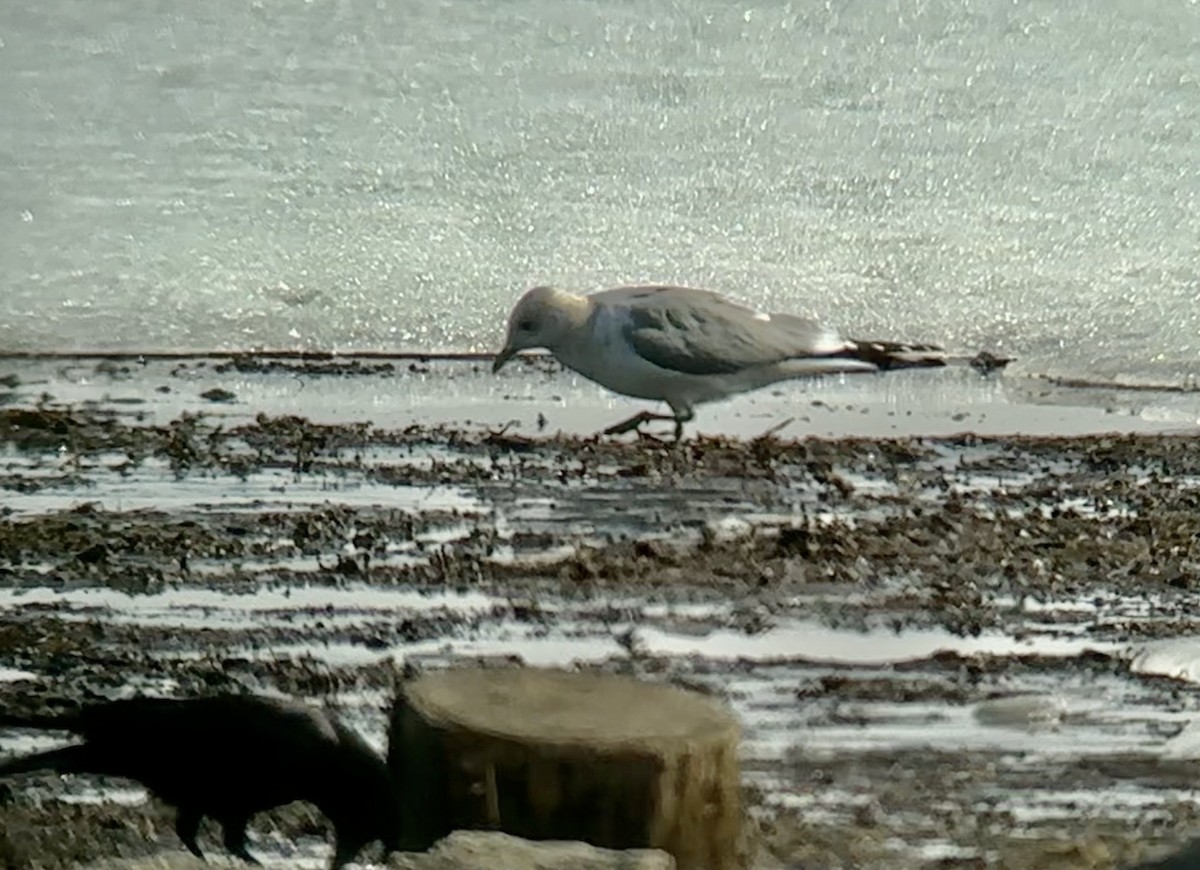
[
  {"xmin": 1128, "ymin": 839, "xmax": 1200, "ymax": 869},
  {"xmin": 0, "ymin": 694, "xmax": 400, "ymax": 868}
]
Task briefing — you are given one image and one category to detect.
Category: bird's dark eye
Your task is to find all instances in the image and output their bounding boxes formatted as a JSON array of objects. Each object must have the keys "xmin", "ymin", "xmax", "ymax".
[{"xmin": 517, "ymin": 319, "xmax": 536, "ymax": 332}]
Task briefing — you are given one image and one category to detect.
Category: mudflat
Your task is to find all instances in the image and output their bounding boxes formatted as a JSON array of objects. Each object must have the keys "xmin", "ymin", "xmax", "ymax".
[{"xmin": 1, "ymin": 356, "xmax": 1199, "ymax": 869}]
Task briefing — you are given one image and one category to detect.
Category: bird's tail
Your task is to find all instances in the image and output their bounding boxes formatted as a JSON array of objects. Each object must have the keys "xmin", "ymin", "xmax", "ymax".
[
  {"xmin": 0, "ymin": 744, "xmax": 93, "ymax": 779},
  {"xmin": 844, "ymin": 338, "xmax": 947, "ymax": 370}
]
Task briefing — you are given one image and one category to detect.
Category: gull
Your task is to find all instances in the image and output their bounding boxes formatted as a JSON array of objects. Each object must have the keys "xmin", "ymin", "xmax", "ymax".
[{"xmin": 492, "ymin": 284, "xmax": 947, "ymax": 440}]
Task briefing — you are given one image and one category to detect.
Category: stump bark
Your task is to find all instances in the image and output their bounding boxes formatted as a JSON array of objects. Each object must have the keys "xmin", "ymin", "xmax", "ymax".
[{"xmin": 388, "ymin": 667, "xmax": 743, "ymax": 870}]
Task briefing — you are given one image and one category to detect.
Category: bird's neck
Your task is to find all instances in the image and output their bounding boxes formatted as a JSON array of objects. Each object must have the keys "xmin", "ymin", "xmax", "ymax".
[
  {"xmin": 552, "ymin": 289, "xmax": 592, "ymax": 332},
  {"xmin": 548, "ymin": 295, "xmax": 613, "ymax": 379}
]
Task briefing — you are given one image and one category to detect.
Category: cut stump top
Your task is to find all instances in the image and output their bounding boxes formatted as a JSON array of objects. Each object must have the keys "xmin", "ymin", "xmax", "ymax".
[{"xmin": 402, "ymin": 667, "xmax": 739, "ymax": 750}]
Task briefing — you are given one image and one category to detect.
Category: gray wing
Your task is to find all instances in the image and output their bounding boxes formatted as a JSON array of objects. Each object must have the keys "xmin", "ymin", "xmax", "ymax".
[{"xmin": 593, "ymin": 285, "xmax": 848, "ymax": 376}]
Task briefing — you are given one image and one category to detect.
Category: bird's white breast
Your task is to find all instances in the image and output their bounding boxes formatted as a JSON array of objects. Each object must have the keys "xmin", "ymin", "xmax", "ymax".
[{"xmin": 550, "ymin": 305, "xmax": 730, "ymax": 411}]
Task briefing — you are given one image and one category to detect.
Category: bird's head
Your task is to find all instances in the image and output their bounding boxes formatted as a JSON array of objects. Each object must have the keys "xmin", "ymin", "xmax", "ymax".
[{"xmin": 492, "ymin": 285, "xmax": 586, "ymax": 373}]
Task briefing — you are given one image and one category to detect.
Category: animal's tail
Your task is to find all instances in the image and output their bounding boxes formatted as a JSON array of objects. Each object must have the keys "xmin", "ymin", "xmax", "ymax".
[
  {"xmin": 843, "ymin": 338, "xmax": 947, "ymax": 370},
  {"xmin": 0, "ymin": 744, "xmax": 93, "ymax": 778},
  {"xmin": 0, "ymin": 710, "xmax": 80, "ymax": 732}
]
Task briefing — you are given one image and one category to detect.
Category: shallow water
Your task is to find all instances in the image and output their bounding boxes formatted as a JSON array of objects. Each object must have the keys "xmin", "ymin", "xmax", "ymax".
[
  {"xmin": 4, "ymin": 356, "xmax": 1200, "ymax": 440},
  {"xmin": 2, "ymin": 0, "xmax": 1198, "ymax": 389}
]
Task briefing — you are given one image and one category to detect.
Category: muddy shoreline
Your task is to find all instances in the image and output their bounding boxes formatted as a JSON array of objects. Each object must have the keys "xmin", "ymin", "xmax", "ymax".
[{"xmin": 2, "ymin": 359, "xmax": 1200, "ymax": 868}]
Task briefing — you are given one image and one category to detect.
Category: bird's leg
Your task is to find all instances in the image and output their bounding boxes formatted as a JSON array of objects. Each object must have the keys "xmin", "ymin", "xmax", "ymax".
[
  {"xmin": 220, "ymin": 816, "xmax": 261, "ymax": 865},
  {"xmin": 601, "ymin": 410, "xmax": 676, "ymax": 437},
  {"xmin": 174, "ymin": 807, "xmax": 206, "ymax": 861},
  {"xmin": 671, "ymin": 408, "xmax": 695, "ymax": 443}
]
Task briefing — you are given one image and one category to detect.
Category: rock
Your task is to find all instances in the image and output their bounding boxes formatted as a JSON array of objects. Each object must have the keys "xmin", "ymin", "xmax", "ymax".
[
  {"xmin": 388, "ymin": 830, "xmax": 674, "ymax": 870},
  {"xmin": 80, "ymin": 857, "xmax": 209, "ymax": 870},
  {"xmin": 199, "ymin": 387, "xmax": 236, "ymax": 403},
  {"xmin": 973, "ymin": 693, "xmax": 1066, "ymax": 730}
]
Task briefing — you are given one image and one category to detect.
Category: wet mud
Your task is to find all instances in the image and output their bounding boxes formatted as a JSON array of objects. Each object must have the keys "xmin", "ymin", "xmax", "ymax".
[{"xmin": 1, "ymin": 358, "xmax": 1200, "ymax": 868}]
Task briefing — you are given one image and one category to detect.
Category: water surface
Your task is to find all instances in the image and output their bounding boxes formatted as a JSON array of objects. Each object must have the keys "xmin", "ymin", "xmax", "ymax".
[{"xmin": 1, "ymin": 0, "xmax": 1197, "ymax": 386}]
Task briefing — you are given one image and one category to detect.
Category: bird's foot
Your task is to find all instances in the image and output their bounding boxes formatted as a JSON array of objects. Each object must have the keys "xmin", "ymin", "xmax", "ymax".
[
  {"xmin": 601, "ymin": 411, "xmax": 657, "ymax": 436},
  {"xmin": 601, "ymin": 411, "xmax": 680, "ymax": 439},
  {"xmin": 636, "ymin": 428, "xmax": 670, "ymax": 446},
  {"xmin": 753, "ymin": 417, "xmax": 795, "ymax": 442}
]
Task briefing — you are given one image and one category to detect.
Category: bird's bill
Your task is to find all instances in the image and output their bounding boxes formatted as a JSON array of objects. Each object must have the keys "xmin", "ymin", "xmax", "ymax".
[{"xmin": 491, "ymin": 345, "xmax": 515, "ymax": 373}]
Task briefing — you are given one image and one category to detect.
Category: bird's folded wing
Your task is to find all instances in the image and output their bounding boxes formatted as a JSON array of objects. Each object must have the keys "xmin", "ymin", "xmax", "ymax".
[{"xmin": 606, "ymin": 285, "xmax": 848, "ymax": 376}]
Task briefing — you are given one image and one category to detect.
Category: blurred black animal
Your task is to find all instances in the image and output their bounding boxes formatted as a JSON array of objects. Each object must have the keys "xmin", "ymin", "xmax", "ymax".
[
  {"xmin": 0, "ymin": 694, "xmax": 400, "ymax": 868},
  {"xmin": 1128, "ymin": 839, "xmax": 1200, "ymax": 869}
]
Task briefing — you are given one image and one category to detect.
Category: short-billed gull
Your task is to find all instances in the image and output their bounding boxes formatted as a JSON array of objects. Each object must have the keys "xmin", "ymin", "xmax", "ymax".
[{"xmin": 492, "ymin": 284, "xmax": 946, "ymax": 440}]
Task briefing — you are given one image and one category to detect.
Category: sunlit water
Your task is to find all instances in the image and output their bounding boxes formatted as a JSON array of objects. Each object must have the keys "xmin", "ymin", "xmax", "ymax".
[{"xmin": 1, "ymin": 0, "xmax": 1197, "ymax": 383}]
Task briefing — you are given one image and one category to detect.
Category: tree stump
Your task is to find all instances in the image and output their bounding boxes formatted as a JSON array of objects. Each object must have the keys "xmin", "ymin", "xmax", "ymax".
[{"xmin": 388, "ymin": 667, "xmax": 743, "ymax": 870}]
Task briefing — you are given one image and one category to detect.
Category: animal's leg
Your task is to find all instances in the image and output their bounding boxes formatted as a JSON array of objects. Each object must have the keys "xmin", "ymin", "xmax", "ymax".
[
  {"xmin": 174, "ymin": 806, "xmax": 206, "ymax": 861},
  {"xmin": 601, "ymin": 409, "xmax": 676, "ymax": 437},
  {"xmin": 330, "ymin": 835, "xmax": 364, "ymax": 870},
  {"xmin": 220, "ymin": 816, "xmax": 261, "ymax": 865}
]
